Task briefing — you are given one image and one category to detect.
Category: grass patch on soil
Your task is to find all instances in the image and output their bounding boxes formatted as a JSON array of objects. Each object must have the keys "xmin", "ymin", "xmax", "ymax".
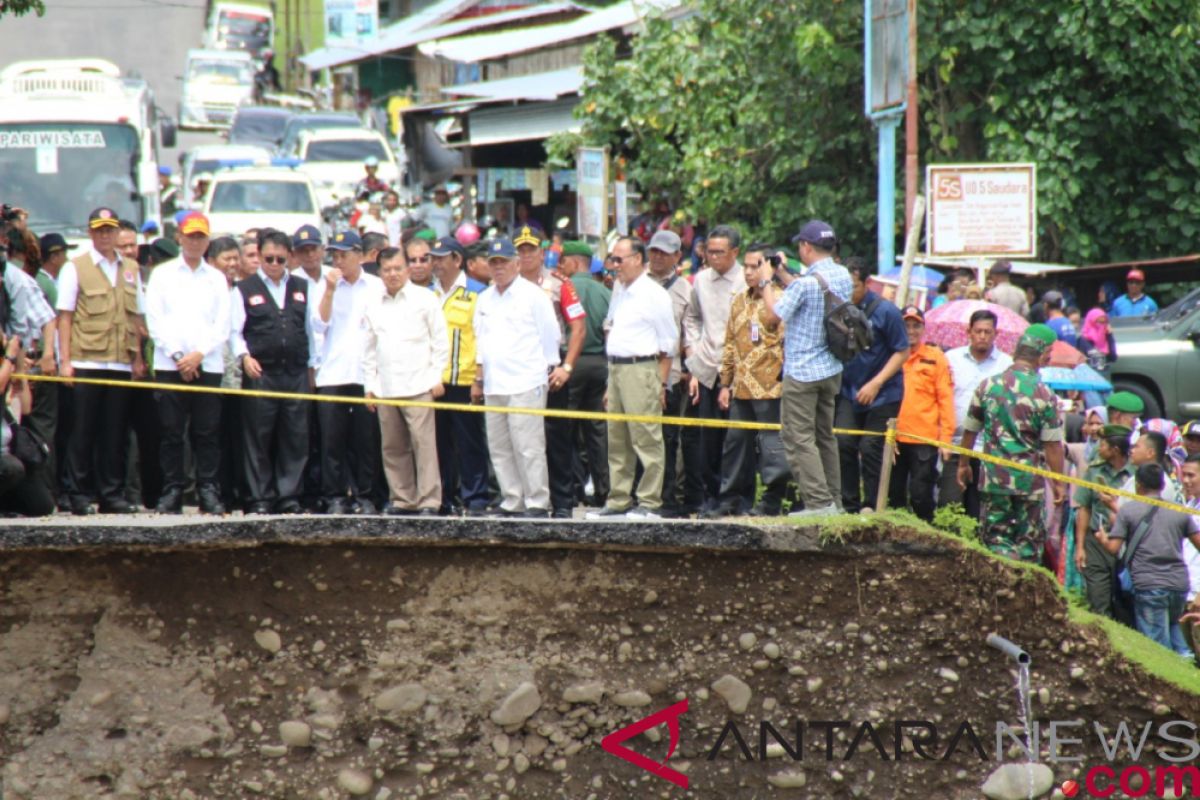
[{"xmin": 1068, "ymin": 605, "xmax": 1200, "ymax": 696}]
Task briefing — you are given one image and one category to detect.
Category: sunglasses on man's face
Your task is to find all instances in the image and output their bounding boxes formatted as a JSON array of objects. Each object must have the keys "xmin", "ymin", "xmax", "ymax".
[{"xmin": 262, "ymin": 256, "xmax": 288, "ymax": 265}]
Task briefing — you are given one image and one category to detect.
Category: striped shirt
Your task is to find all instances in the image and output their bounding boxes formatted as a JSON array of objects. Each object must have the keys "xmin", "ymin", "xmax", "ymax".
[
  {"xmin": 4, "ymin": 267, "xmax": 55, "ymax": 346},
  {"xmin": 772, "ymin": 258, "xmax": 853, "ymax": 383}
]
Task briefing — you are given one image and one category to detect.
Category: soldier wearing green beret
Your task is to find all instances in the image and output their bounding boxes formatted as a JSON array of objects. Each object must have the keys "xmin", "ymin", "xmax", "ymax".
[
  {"xmin": 1106, "ymin": 391, "xmax": 1145, "ymax": 434},
  {"xmin": 1073, "ymin": 423, "xmax": 1135, "ymax": 617},
  {"xmin": 958, "ymin": 331, "xmax": 1067, "ymax": 563}
]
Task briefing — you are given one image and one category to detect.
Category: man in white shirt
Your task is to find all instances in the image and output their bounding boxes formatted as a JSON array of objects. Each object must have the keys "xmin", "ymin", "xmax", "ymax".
[
  {"xmin": 471, "ymin": 237, "xmax": 561, "ymax": 518},
  {"xmin": 940, "ymin": 308, "xmax": 1013, "ymax": 517},
  {"xmin": 417, "ymin": 185, "xmax": 456, "ymax": 239},
  {"xmin": 364, "ymin": 246, "xmax": 449, "ymax": 516},
  {"xmin": 145, "ymin": 212, "xmax": 231, "ymax": 514},
  {"xmin": 310, "ymin": 230, "xmax": 385, "ymax": 515},
  {"xmin": 56, "ymin": 207, "xmax": 148, "ymax": 516},
  {"xmin": 586, "ymin": 238, "xmax": 678, "ymax": 521},
  {"xmin": 290, "ymin": 223, "xmax": 329, "ymax": 509}
]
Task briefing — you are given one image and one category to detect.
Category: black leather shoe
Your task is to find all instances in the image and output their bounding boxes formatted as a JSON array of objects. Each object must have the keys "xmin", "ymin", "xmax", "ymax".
[
  {"xmin": 326, "ymin": 499, "xmax": 352, "ymax": 515},
  {"xmin": 100, "ymin": 499, "xmax": 138, "ymax": 514},
  {"xmin": 355, "ymin": 499, "xmax": 378, "ymax": 515},
  {"xmin": 276, "ymin": 500, "xmax": 302, "ymax": 514},
  {"xmin": 552, "ymin": 508, "xmax": 573, "ymax": 519},
  {"xmin": 385, "ymin": 505, "xmax": 413, "ymax": 516},
  {"xmin": 70, "ymin": 501, "xmax": 96, "ymax": 516},
  {"xmin": 247, "ymin": 501, "xmax": 273, "ymax": 515},
  {"xmin": 155, "ymin": 490, "xmax": 183, "ymax": 514},
  {"xmin": 198, "ymin": 487, "xmax": 226, "ymax": 515},
  {"xmin": 415, "ymin": 508, "xmax": 440, "ymax": 517},
  {"xmin": 748, "ymin": 502, "xmax": 782, "ymax": 517},
  {"xmin": 700, "ymin": 505, "xmax": 736, "ymax": 520},
  {"xmin": 522, "ymin": 508, "xmax": 551, "ymax": 519}
]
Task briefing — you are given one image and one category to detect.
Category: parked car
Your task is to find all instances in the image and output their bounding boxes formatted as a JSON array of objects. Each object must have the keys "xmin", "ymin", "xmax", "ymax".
[
  {"xmin": 227, "ymin": 105, "xmax": 294, "ymax": 149},
  {"xmin": 202, "ymin": 164, "xmax": 322, "ymax": 237},
  {"xmin": 179, "ymin": 49, "xmax": 255, "ymax": 130},
  {"xmin": 179, "ymin": 143, "xmax": 273, "ymax": 208},
  {"xmin": 1110, "ymin": 286, "xmax": 1200, "ymax": 421},
  {"xmin": 276, "ymin": 111, "xmax": 363, "ymax": 158},
  {"xmin": 294, "ymin": 128, "xmax": 400, "ymax": 207}
]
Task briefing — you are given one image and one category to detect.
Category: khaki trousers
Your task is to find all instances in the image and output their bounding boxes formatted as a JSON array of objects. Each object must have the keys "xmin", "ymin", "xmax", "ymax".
[
  {"xmin": 781, "ymin": 373, "xmax": 842, "ymax": 509},
  {"xmin": 607, "ymin": 361, "xmax": 665, "ymax": 511},
  {"xmin": 378, "ymin": 392, "xmax": 441, "ymax": 510},
  {"xmin": 485, "ymin": 385, "xmax": 550, "ymax": 512}
]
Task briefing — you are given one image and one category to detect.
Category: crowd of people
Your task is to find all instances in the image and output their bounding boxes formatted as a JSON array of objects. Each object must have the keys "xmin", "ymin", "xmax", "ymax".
[{"xmin": 2, "ymin": 200, "xmax": 1199, "ymax": 659}]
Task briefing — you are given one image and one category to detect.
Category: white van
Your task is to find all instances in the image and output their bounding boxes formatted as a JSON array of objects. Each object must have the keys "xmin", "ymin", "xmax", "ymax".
[
  {"xmin": 206, "ymin": 2, "xmax": 275, "ymax": 62},
  {"xmin": 179, "ymin": 49, "xmax": 255, "ymax": 130}
]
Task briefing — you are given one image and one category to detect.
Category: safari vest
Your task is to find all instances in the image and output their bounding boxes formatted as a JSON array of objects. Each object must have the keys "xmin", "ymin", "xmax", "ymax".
[
  {"xmin": 68, "ymin": 253, "xmax": 141, "ymax": 365},
  {"xmin": 440, "ymin": 284, "xmax": 480, "ymax": 386}
]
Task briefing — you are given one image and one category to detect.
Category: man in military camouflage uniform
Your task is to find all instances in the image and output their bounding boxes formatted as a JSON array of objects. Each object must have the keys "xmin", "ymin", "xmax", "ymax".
[{"xmin": 957, "ymin": 330, "xmax": 1067, "ymax": 562}]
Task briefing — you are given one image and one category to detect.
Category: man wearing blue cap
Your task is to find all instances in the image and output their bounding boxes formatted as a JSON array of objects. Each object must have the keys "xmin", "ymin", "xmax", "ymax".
[
  {"xmin": 311, "ymin": 230, "xmax": 385, "ymax": 514},
  {"xmin": 159, "ymin": 165, "xmax": 179, "ymax": 220},
  {"xmin": 290, "ymin": 224, "xmax": 329, "ymax": 288}
]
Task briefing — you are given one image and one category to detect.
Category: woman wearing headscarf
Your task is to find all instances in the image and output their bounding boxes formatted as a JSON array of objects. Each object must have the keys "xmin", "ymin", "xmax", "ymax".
[{"xmin": 1077, "ymin": 308, "xmax": 1116, "ymax": 408}]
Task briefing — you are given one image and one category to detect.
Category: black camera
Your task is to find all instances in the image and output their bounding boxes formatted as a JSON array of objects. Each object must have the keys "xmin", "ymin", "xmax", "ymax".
[
  {"xmin": 0, "ymin": 204, "xmax": 19, "ymax": 223},
  {"xmin": 767, "ymin": 253, "xmax": 784, "ymax": 269}
]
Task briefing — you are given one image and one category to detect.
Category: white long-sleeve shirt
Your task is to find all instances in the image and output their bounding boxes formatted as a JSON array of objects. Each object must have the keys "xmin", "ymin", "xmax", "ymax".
[
  {"xmin": 309, "ymin": 271, "xmax": 384, "ymax": 388},
  {"xmin": 145, "ymin": 257, "xmax": 231, "ymax": 374},
  {"xmin": 473, "ymin": 276, "xmax": 560, "ymax": 395},
  {"xmin": 363, "ymin": 281, "xmax": 449, "ymax": 398}
]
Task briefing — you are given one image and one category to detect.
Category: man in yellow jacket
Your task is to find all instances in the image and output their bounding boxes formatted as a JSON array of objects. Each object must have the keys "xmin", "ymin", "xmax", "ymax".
[{"xmin": 893, "ymin": 305, "xmax": 955, "ymax": 520}]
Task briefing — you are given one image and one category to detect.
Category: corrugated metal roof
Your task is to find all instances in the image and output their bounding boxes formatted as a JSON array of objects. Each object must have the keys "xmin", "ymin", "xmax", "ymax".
[
  {"xmin": 442, "ymin": 65, "xmax": 582, "ymax": 101},
  {"xmin": 468, "ymin": 97, "xmax": 579, "ymax": 145},
  {"xmin": 300, "ymin": 1, "xmax": 583, "ymax": 70},
  {"xmin": 418, "ymin": 0, "xmax": 681, "ymax": 63}
]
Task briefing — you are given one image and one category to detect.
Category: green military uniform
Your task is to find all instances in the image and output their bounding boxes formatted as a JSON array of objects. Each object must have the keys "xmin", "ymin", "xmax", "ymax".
[
  {"xmin": 963, "ymin": 332, "xmax": 1064, "ymax": 562},
  {"xmin": 1074, "ymin": 430, "xmax": 1134, "ymax": 616}
]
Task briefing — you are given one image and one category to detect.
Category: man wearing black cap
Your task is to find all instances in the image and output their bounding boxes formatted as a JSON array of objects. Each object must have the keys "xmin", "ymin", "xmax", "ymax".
[
  {"xmin": 760, "ymin": 220, "xmax": 851, "ymax": 517},
  {"xmin": 311, "ymin": 230, "xmax": 385, "ymax": 514},
  {"xmin": 56, "ymin": 207, "xmax": 148, "ymax": 515},
  {"xmin": 430, "ymin": 236, "xmax": 491, "ymax": 514},
  {"xmin": 290, "ymin": 225, "xmax": 329, "ymax": 288},
  {"xmin": 231, "ymin": 229, "xmax": 311, "ymax": 514},
  {"xmin": 36, "ymin": 233, "xmax": 75, "ymax": 308}
]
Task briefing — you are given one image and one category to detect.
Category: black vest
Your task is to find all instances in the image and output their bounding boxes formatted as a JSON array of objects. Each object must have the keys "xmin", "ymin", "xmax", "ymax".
[{"xmin": 237, "ymin": 273, "xmax": 309, "ymax": 373}]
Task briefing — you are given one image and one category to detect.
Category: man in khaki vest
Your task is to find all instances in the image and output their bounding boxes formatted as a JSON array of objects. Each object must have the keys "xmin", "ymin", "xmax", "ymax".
[{"xmin": 56, "ymin": 207, "xmax": 147, "ymax": 515}]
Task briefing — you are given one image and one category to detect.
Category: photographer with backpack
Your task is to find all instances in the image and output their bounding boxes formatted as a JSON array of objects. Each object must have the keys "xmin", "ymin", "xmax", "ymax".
[{"xmin": 760, "ymin": 220, "xmax": 857, "ymax": 518}]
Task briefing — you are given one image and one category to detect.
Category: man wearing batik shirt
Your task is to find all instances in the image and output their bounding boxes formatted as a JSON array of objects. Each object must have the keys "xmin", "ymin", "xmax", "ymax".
[{"xmin": 514, "ymin": 225, "xmax": 587, "ymax": 518}]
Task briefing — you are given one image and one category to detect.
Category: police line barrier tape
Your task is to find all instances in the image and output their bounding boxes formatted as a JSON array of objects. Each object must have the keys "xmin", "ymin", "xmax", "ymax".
[
  {"xmin": 15, "ymin": 373, "xmax": 883, "ymax": 437},
  {"xmin": 19, "ymin": 372, "xmax": 1197, "ymax": 517}
]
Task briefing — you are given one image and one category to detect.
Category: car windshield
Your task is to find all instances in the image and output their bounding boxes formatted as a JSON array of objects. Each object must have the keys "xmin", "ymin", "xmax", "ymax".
[
  {"xmin": 0, "ymin": 122, "xmax": 142, "ymax": 234},
  {"xmin": 229, "ymin": 111, "xmax": 291, "ymax": 147},
  {"xmin": 188, "ymin": 59, "xmax": 253, "ymax": 85},
  {"xmin": 217, "ymin": 11, "xmax": 271, "ymax": 52},
  {"xmin": 210, "ymin": 179, "xmax": 313, "ymax": 213},
  {"xmin": 303, "ymin": 139, "xmax": 387, "ymax": 163},
  {"xmin": 1152, "ymin": 287, "xmax": 1200, "ymax": 325}
]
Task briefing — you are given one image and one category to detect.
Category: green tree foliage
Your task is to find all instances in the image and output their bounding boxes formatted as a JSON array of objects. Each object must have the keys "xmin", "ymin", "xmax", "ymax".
[
  {"xmin": 0, "ymin": 0, "xmax": 46, "ymax": 17},
  {"xmin": 553, "ymin": 0, "xmax": 1200, "ymax": 264}
]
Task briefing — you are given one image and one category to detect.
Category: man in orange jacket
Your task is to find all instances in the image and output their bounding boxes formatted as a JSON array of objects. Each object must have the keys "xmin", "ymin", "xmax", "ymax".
[{"xmin": 892, "ymin": 305, "xmax": 955, "ymax": 520}]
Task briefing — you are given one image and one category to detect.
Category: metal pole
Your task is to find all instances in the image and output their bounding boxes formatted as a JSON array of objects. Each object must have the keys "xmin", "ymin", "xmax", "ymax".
[
  {"xmin": 904, "ymin": 0, "xmax": 918, "ymax": 228},
  {"xmin": 875, "ymin": 418, "xmax": 898, "ymax": 512},
  {"xmin": 894, "ymin": 193, "xmax": 925, "ymax": 309},
  {"xmin": 876, "ymin": 113, "xmax": 901, "ymax": 275}
]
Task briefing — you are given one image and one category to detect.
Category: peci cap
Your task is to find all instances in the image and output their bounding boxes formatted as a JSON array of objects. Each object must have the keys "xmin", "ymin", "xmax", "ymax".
[
  {"xmin": 561, "ymin": 240, "xmax": 593, "ymax": 259},
  {"xmin": 790, "ymin": 220, "xmax": 837, "ymax": 250},
  {"xmin": 1127, "ymin": 269, "xmax": 1146, "ymax": 282},
  {"xmin": 38, "ymin": 232, "xmax": 76, "ymax": 259},
  {"xmin": 429, "ymin": 236, "xmax": 465, "ymax": 260},
  {"xmin": 88, "ymin": 207, "xmax": 120, "ymax": 229},
  {"xmin": 901, "ymin": 305, "xmax": 925, "ymax": 323},
  {"xmin": 648, "ymin": 230, "xmax": 682, "ymax": 253},
  {"xmin": 179, "ymin": 213, "xmax": 211, "ymax": 236},
  {"xmin": 1101, "ymin": 424, "xmax": 1132, "ymax": 439},
  {"xmin": 487, "ymin": 237, "xmax": 516, "ymax": 259},
  {"xmin": 327, "ymin": 230, "xmax": 362, "ymax": 251},
  {"xmin": 1106, "ymin": 391, "xmax": 1145, "ymax": 414},
  {"xmin": 293, "ymin": 224, "xmax": 323, "ymax": 247},
  {"xmin": 514, "ymin": 226, "xmax": 541, "ymax": 248}
]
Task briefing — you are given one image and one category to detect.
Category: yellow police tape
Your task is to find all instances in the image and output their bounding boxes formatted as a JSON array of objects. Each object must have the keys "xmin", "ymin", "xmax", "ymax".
[
  {"xmin": 18, "ymin": 372, "xmax": 1196, "ymax": 517},
  {"xmin": 14, "ymin": 373, "xmax": 882, "ymax": 437}
]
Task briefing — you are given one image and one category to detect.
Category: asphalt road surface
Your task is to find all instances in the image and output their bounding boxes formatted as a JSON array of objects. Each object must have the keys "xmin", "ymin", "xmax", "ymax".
[{"xmin": 0, "ymin": 0, "xmax": 224, "ymax": 167}]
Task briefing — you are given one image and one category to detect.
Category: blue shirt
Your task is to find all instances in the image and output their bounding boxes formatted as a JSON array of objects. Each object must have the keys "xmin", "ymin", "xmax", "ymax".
[
  {"xmin": 1047, "ymin": 316, "xmax": 1077, "ymax": 348},
  {"xmin": 1110, "ymin": 293, "xmax": 1158, "ymax": 318},
  {"xmin": 774, "ymin": 258, "xmax": 853, "ymax": 383},
  {"xmin": 839, "ymin": 290, "xmax": 909, "ymax": 410}
]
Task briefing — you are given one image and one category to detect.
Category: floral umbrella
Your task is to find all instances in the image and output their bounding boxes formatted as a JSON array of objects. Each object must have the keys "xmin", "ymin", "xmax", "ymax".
[{"xmin": 923, "ymin": 300, "xmax": 1030, "ymax": 354}]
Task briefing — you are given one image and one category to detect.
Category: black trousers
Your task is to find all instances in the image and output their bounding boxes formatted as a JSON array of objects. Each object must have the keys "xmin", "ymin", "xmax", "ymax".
[
  {"xmin": 435, "ymin": 384, "xmax": 491, "ymax": 511},
  {"xmin": 156, "ymin": 371, "xmax": 222, "ymax": 492},
  {"xmin": 63, "ymin": 368, "xmax": 133, "ymax": 507},
  {"xmin": 662, "ymin": 379, "xmax": 704, "ymax": 513},
  {"xmin": 568, "ymin": 353, "xmax": 609, "ymax": 503},
  {"xmin": 0, "ymin": 453, "xmax": 55, "ymax": 517},
  {"xmin": 683, "ymin": 378, "xmax": 727, "ymax": 507},
  {"xmin": 24, "ymin": 377, "xmax": 57, "ymax": 501},
  {"xmin": 890, "ymin": 442, "xmax": 939, "ymax": 521},
  {"xmin": 718, "ymin": 397, "xmax": 789, "ymax": 511},
  {"xmin": 835, "ymin": 397, "xmax": 901, "ymax": 513},
  {"xmin": 318, "ymin": 384, "xmax": 380, "ymax": 502},
  {"xmin": 128, "ymin": 384, "xmax": 162, "ymax": 508},
  {"xmin": 545, "ymin": 375, "xmax": 576, "ymax": 512},
  {"xmin": 937, "ymin": 454, "xmax": 981, "ymax": 519},
  {"xmin": 242, "ymin": 370, "xmax": 309, "ymax": 506}
]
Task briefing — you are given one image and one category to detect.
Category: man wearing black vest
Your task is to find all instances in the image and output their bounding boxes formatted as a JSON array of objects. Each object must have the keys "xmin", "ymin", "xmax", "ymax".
[{"xmin": 230, "ymin": 228, "xmax": 311, "ymax": 513}]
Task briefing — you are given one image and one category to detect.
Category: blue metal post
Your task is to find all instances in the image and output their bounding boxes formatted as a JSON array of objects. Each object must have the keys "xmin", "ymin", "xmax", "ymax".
[{"xmin": 875, "ymin": 112, "xmax": 901, "ymax": 274}]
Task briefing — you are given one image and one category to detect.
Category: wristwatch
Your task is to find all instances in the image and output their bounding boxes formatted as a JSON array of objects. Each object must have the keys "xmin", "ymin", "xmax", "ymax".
[
  {"xmin": 562, "ymin": 363, "xmax": 574, "ymax": 374},
  {"xmin": 171, "ymin": 351, "xmax": 185, "ymax": 362},
  {"xmin": 758, "ymin": 278, "xmax": 771, "ymax": 289}
]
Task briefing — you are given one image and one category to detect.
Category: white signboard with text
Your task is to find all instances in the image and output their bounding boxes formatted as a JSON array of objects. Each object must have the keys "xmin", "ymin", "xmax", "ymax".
[
  {"xmin": 926, "ymin": 163, "xmax": 1037, "ymax": 258},
  {"xmin": 576, "ymin": 147, "xmax": 608, "ymax": 239}
]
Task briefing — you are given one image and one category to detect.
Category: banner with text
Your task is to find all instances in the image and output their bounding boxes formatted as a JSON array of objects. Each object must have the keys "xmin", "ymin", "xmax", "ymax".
[{"xmin": 926, "ymin": 163, "xmax": 1037, "ymax": 258}]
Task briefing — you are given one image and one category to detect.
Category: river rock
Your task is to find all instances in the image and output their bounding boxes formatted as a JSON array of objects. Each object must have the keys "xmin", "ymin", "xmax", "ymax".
[
  {"xmin": 562, "ymin": 682, "xmax": 605, "ymax": 704},
  {"xmin": 375, "ymin": 683, "xmax": 427, "ymax": 714},
  {"xmin": 711, "ymin": 675, "xmax": 751, "ymax": 714},
  {"xmin": 279, "ymin": 720, "xmax": 311, "ymax": 747},
  {"xmin": 767, "ymin": 769, "xmax": 807, "ymax": 789},
  {"xmin": 612, "ymin": 690, "xmax": 651, "ymax": 708},
  {"xmin": 253, "ymin": 630, "xmax": 282, "ymax": 654},
  {"xmin": 981, "ymin": 763, "xmax": 1054, "ymax": 800},
  {"xmin": 491, "ymin": 682, "xmax": 541, "ymax": 726},
  {"xmin": 337, "ymin": 768, "xmax": 373, "ymax": 796}
]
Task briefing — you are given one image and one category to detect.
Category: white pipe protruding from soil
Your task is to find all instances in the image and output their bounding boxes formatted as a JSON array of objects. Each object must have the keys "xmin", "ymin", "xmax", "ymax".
[{"xmin": 986, "ymin": 634, "xmax": 1031, "ymax": 666}]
